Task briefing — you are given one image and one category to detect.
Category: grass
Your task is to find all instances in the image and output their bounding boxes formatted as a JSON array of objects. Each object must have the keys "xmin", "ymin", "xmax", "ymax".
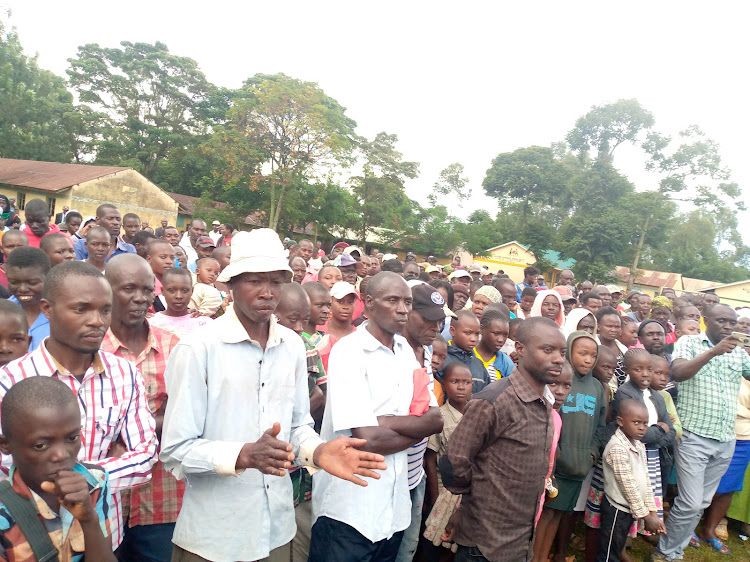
[{"xmin": 566, "ymin": 521, "xmax": 750, "ymax": 561}]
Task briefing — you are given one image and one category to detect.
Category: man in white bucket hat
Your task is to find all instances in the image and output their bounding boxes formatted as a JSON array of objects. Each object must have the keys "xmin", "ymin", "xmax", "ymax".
[{"xmin": 161, "ymin": 229, "xmax": 386, "ymax": 562}]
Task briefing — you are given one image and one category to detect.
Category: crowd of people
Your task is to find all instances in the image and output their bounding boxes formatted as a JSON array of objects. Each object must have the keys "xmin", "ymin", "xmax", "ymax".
[{"xmin": 0, "ymin": 197, "xmax": 749, "ymax": 562}]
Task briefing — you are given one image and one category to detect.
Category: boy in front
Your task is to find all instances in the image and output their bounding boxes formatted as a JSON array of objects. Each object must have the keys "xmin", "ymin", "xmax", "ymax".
[{"xmin": 0, "ymin": 376, "xmax": 117, "ymax": 561}]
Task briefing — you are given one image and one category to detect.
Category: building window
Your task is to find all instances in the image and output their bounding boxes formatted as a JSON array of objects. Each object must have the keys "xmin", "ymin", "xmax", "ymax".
[
  {"xmin": 17, "ymin": 193, "xmax": 26, "ymax": 210},
  {"xmin": 46, "ymin": 197, "xmax": 56, "ymax": 218}
]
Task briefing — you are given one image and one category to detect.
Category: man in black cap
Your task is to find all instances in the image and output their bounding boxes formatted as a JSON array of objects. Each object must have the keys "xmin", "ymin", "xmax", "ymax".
[
  {"xmin": 190, "ymin": 235, "xmax": 216, "ymax": 272},
  {"xmin": 397, "ymin": 282, "xmax": 452, "ymax": 562}
]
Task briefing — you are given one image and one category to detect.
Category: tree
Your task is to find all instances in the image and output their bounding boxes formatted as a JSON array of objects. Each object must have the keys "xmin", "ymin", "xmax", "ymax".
[
  {"xmin": 350, "ymin": 132, "xmax": 419, "ymax": 244},
  {"xmin": 429, "ymin": 163, "xmax": 469, "ymax": 216},
  {"xmin": 226, "ymin": 73, "xmax": 358, "ymax": 231},
  {"xmin": 458, "ymin": 210, "xmax": 499, "ymax": 257},
  {"xmin": 0, "ymin": 16, "xmax": 78, "ymax": 162},
  {"xmin": 566, "ymin": 99, "xmax": 655, "ymax": 162},
  {"xmin": 67, "ymin": 41, "xmax": 212, "ymax": 177}
]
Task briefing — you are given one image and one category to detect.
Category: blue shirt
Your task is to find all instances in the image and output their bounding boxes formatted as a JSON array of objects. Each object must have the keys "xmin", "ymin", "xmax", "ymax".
[
  {"xmin": 516, "ymin": 281, "xmax": 533, "ymax": 302},
  {"xmin": 74, "ymin": 236, "xmax": 135, "ymax": 261},
  {"xmin": 8, "ymin": 295, "xmax": 49, "ymax": 351}
]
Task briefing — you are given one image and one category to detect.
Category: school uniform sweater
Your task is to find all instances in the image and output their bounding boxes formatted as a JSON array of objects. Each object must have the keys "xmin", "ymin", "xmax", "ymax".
[{"xmin": 437, "ymin": 344, "xmax": 490, "ymax": 394}]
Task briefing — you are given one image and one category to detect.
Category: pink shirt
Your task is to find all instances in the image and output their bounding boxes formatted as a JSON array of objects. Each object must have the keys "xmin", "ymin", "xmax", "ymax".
[{"xmin": 149, "ymin": 312, "xmax": 210, "ymax": 339}]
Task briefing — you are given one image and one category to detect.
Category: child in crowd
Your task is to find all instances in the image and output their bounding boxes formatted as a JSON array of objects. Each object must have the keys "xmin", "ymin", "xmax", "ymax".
[
  {"xmin": 423, "ymin": 362, "xmax": 473, "ymax": 554},
  {"xmin": 517, "ymin": 287, "xmax": 538, "ymax": 319},
  {"xmin": 438, "ymin": 310, "xmax": 490, "ymax": 394},
  {"xmin": 319, "ymin": 281, "xmax": 357, "ymax": 371},
  {"xmin": 649, "ymin": 356, "xmax": 681, "ymax": 440},
  {"xmin": 39, "ymin": 233, "xmax": 75, "ymax": 267},
  {"xmin": 0, "ymin": 377, "xmax": 117, "ymax": 561},
  {"xmin": 503, "ymin": 316, "xmax": 523, "ymax": 357},
  {"xmin": 0, "ymin": 300, "xmax": 30, "ymax": 366},
  {"xmin": 597, "ymin": 400, "xmax": 665, "ymax": 561},
  {"xmin": 317, "ymin": 264, "xmax": 342, "ymax": 290},
  {"xmin": 146, "ymin": 240, "xmax": 175, "ymax": 312},
  {"xmin": 149, "ymin": 268, "xmax": 210, "ymax": 338},
  {"xmin": 274, "ymin": 283, "xmax": 325, "ymax": 562},
  {"xmin": 190, "ymin": 258, "xmax": 223, "ymax": 317},
  {"xmin": 5, "ymin": 246, "xmax": 51, "ymax": 351},
  {"xmin": 84, "ymin": 226, "xmax": 111, "ymax": 273},
  {"xmin": 533, "ymin": 364, "xmax": 574, "ymax": 562},
  {"xmin": 674, "ymin": 318, "xmax": 700, "ymax": 339},
  {"xmin": 594, "ymin": 345, "xmax": 618, "ymax": 407},
  {"xmin": 352, "ymin": 276, "xmax": 371, "ymax": 326},
  {"xmin": 619, "ymin": 316, "xmax": 639, "ymax": 348},
  {"xmin": 473, "ymin": 308, "xmax": 513, "ymax": 380},
  {"xmin": 610, "ymin": 349, "xmax": 674, "ymax": 536},
  {"xmin": 544, "ymin": 331, "xmax": 606, "ymax": 562},
  {"xmin": 430, "ymin": 334, "xmax": 449, "ymax": 405},
  {"xmin": 211, "ymin": 246, "xmax": 232, "ymax": 310},
  {"xmin": 0, "ymin": 230, "xmax": 28, "ymax": 288},
  {"xmin": 173, "ymin": 245, "xmax": 188, "ymax": 269}
]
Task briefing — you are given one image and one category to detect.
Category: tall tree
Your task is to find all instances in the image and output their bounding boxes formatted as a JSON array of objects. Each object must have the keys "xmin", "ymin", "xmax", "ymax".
[
  {"xmin": 566, "ymin": 98, "xmax": 655, "ymax": 162},
  {"xmin": 350, "ymin": 132, "xmax": 419, "ymax": 244},
  {"xmin": 429, "ymin": 163, "xmax": 469, "ymax": 216},
  {"xmin": 67, "ymin": 41, "xmax": 212, "ymax": 177},
  {"xmin": 222, "ymin": 73, "xmax": 358, "ymax": 231},
  {"xmin": 0, "ymin": 17, "xmax": 78, "ymax": 162}
]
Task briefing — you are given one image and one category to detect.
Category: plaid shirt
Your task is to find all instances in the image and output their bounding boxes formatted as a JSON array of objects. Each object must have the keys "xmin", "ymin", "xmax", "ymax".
[
  {"xmin": 0, "ymin": 463, "xmax": 115, "ymax": 562},
  {"xmin": 0, "ymin": 341, "xmax": 158, "ymax": 548},
  {"xmin": 101, "ymin": 323, "xmax": 184, "ymax": 527},
  {"xmin": 603, "ymin": 428, "xmax": 657, "ymax": 518},
  {"xmin": 674, "ymin": 333, "xmax": 750, "ymax": 441}
]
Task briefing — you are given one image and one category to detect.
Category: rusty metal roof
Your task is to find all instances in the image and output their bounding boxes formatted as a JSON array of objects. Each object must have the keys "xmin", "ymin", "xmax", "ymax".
[
  {"xmin": 614, "ymin": 266, "xmax": 683, "ymax": 290},
  {"xmin": 0, "ymin": 159, "xmax": 129, "ymax": 193}
]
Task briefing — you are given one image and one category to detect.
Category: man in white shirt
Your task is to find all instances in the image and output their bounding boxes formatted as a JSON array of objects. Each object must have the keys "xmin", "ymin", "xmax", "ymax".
[
  {"xmin": 161, "ymin": 229, "xmax": 386, "ymax": 562},
  {"xmin": 178, "ymin": 218, "xmax": 206, "ymax": 267},
  {"xmin": 208, "ymin": 220, "xmax": 222, "ymax": 244},
  {"xmin": 310, "ymin": 272, "xmax": 444, "ymax": 562}
]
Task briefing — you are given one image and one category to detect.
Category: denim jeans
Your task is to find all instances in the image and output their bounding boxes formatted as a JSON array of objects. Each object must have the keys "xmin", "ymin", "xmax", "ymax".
[{"xmin": 395, "ymin": 474, "xmax": 426, "ymax": 562}]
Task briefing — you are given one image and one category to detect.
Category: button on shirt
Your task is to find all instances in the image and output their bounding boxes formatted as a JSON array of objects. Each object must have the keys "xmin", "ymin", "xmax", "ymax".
[
  {"xmin": 312, "ymin": 325, "xmax": 433, "ymax": 543},
  {"xmin": 674, "ymin": 333, "xmax": 750, "ymax": 442},
  {"xmin": 0, "ymin": 341, "xmax": 158, "ymax": 548},
  {"xmin": 160, "ymin": 306, "xmax": 323, "ymax": 562}
]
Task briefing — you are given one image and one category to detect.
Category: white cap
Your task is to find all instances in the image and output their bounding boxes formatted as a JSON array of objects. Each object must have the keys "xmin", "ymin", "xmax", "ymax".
[
  {"xmin": 448, "ymin": 269, "xmax": 472, "ymax": 280},
  {"xmin": 217, "ymin": 229, "xmax": 292, "ymax": 282},
  {"xmin": 330, "ymin": 281, "xmax": 359, "ymax": 300}
]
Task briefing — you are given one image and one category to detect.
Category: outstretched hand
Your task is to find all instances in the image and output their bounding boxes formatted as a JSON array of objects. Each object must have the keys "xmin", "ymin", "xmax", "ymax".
[{"xmin": 314, "ymin": 436, "xmax": 387, "ymax": 487}]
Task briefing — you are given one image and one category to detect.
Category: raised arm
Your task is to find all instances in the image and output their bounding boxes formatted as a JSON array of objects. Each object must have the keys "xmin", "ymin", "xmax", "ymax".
[{"xmin": 672, "ymin": 335, "xmax": 739, "ymax": 382}]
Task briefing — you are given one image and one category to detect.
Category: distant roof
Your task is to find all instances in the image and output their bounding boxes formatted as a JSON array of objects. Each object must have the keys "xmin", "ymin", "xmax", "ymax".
[
  {"xmin": 486, "ymin": 240, "xmax": 529, "ymax": 253},
  {"xmin": 614, "ymin": 266, "xmax": 683, "ymax": 290},
  {"xmin": 683, "ymin": 277, "xmax": 721, "ymax": 293},
  {"xmin": 541, "ymin": 250, "xmax": 576, "ymax": 271},
  {"xmin": 694, "ymin": 278, "xmax": 749, "ymax": 292},
  {"xmin": 0, "ymin": 158, "xmax": 128, "ymax": 193}
]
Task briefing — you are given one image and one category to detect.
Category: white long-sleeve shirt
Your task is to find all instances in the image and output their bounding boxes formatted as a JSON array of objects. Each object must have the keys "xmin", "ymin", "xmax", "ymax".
[{"xmin": 160, "ymin": 306, "xmax": 323, "ymax": 562}]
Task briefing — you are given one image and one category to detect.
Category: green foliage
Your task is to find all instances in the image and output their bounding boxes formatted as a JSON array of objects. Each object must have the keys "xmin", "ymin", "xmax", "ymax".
[
  {"xmin": 67, "ymin": 41, "xmax": 212, "ymax": 177},
  {"xmin": 0, "ymin": 17, "xmax": 78, "ymax": 162},
  {"xmin": 429, "ymin": 163, "xmax": 469, "ymax": 215},
  {"xmin": 567, "ymin": 98, "xmax": 654, "ymax": 161},
  {"xmin": 459, "ymin": 210, "xmax": 498, "ymax": 257},
  {"xmin": 350, "ymin": 132, "xmax": 419, "ymax": 244}
]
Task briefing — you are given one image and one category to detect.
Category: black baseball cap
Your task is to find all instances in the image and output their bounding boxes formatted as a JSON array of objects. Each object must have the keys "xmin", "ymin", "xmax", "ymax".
[{"xmin": 411, "ymin": 283, "xmax": 447, "ymax": 322}]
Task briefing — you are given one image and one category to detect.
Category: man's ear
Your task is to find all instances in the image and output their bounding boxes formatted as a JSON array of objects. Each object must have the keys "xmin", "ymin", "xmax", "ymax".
[
  {"xmin": 514, "ymin": 340, "xmax": 524, "ymax": 357},
  {"xmin": 0, "ymin": 434, "xmax": 11, "ymax": 456},
  {"xmin": 40, "ymin": 298, "xmax": 52, "ymax": 320}
]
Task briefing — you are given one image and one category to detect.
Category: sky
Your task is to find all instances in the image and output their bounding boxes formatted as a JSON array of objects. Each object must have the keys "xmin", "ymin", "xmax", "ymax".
[{"xmin": 4, "ymin": 1, "xmax": 749, "ymax": 243}]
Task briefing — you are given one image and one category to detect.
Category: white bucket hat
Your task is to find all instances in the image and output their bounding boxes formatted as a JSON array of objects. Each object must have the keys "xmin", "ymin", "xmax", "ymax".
[{"xmin": 217, "ymin": 228, "xmax": 292, "ymax": 283}]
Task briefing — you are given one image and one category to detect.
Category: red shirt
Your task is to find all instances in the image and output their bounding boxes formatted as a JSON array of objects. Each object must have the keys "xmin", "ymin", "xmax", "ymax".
[{"xmin": 21, "ymin": 223, "xmax": 64, "ymax": 248}]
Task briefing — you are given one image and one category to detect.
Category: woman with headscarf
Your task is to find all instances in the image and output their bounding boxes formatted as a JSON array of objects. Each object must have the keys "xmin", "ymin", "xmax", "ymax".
[
  {"xmin": 471, "ymin": 285, "xmax": 501, "ymax": 320},
  {"xmin": 651, "ymin": 295, "xmax": 675, "ymax": 349},
  {"xmin": 0, "ymin": 195, "xmax": 21, "ymax": 230},
  {"xmin": 529, "ymin": 289, "xmax": 565, "ymax": 327},
  {"xmin": 564, "ymin": 307, "xmax": 597, "ymax": 338}
]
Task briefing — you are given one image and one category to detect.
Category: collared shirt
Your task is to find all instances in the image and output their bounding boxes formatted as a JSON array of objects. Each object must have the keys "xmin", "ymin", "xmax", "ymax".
[
  {"xmin": 0, "ymin": 463, "xmax": 115, "ymax": 562},
  {"xmin": 74, "ymin": 236, "xmax": 136, "ymax": 261},
  {"xmin": 208, "ymin": 230, "xmax": 222, "ymax": 244},
  {"xmin": 7, "ymin": 296, "xmax": 49, "ymax": 351},
  {"xmin": 602, "ymin": 428, "xmax": 657, "ymax": 518},
  {"xmin": 160, "ymin": 305, "xmax": 323, "ymax": 562},
  {"xmin": 101, "ymin": 322, "xmax": 183, "ymax": 527},
  {"xmin": 674, "ymin": 333, "xmax": 750, "ymax": 441},
  {"xmin": 439, "ymin": 371, "xmax": 554, "ymax": 562},
  {"xmin": 313, "ymin": 325, "xmax": 430, "ymax": 542},
  {"xmin": 0, "ymin": 342, "xmax": 157, "ymax": 548},
  {"xmin": 178, "ymin": 233, "xmax": 198, "ymax": 266}
]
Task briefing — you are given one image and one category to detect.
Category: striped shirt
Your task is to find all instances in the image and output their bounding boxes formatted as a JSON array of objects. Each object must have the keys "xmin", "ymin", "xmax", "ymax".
[
  {"xmin": 407, "ymin": 345, "xmax": 436, "ymax": 489},
  {"xmin": 101, "ymin": 323, "xmax": 183, "ymax": 527},
  {"xmin": 0, "ymin": 340, "xmax": 158, "ymax": 547}
]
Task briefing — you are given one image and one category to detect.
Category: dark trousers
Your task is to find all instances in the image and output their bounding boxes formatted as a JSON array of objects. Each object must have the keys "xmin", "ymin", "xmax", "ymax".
[
  {"xmin": 454, "ymin": 545, "xmax": 491, "ymax": 561},
  {"xmin": 119, "ymin": 523, "xmax": 176, "ymax": 562},
  {"xmin": 596, "ymin": 496, "xmax": 634, "ymax": 562},
  {"xmin": 308, "ymin": 516, "xmax": 404, "ymax": 562}
]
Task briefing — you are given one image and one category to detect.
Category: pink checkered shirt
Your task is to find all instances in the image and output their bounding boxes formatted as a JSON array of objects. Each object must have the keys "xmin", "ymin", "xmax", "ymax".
[
  {"xmin": 101, "ymin": 322, "xmax": 185, "ymax": 527},
  {"xmin": 0, "ymin": 340, "xmax": 158, "ymax": 548}
]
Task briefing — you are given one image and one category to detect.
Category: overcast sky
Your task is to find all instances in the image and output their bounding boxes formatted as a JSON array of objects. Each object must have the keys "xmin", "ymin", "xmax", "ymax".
[{"xmin": 5, "ymin": 1, "xmax": 749, "ymax": 245}]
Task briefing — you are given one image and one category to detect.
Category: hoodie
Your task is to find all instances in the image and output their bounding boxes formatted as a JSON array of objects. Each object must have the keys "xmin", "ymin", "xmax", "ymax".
[
  {"xmin": 563, "ymin": 307, "xmax": 597, "ymax": 338},
  {"xmin": 555, "ymin": 331, "xmax": 607, "ymax": 480},
  {"xmin": 529, "ymin": 289, "xmax": 565, "ymax": 327},
  {"xmin": 437, "ymin": 343, "xmax": 490, "ymax": 394}
]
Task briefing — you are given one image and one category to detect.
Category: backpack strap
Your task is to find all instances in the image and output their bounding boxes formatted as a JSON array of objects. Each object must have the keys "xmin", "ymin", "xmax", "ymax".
[{"xmin": 0, "ymin": 479, "xmax": 59, "ymax": 562}]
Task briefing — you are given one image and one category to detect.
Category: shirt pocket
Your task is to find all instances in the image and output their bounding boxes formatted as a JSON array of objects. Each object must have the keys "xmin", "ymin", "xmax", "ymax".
[{"xmin": 92, "ymin": 399, "xmax": 122, "ymax": 455}]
